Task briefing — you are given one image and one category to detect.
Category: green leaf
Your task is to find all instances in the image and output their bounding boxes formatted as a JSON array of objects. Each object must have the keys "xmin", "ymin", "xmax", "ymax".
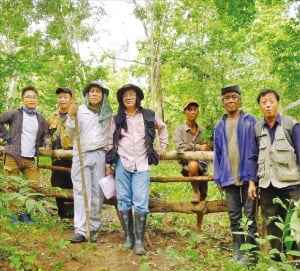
[
  {"xmin": 284, "ymin": 236, "xmax": 295, "ymax": 243},
  {"xmin": 25, "ymin": 199, "xmax": 35, "ymax": 213},
  {"xmin": 266, "ymin": 235, "xmax": 281, "ymax": 241},
  {"xmin": 35, "ymin": 202, "xmax": 46, "ymax": 215},
  {"xmin": 255, "ymin": 238, "xmax": 267, "ymax": 246},
  {"xmin": 274, "ymin": 221, "xmax": 285, "ymax": 231},
  {"xmin": 240, "ymin": 243, "xmax": 257, "ymax": 251},
  {"xmin": 272, "ymin": 197, "xmax": 287, "ymax": 209},
  {"xmin": 140, "ymin": 262, "xmax": 152, "ymax": 271},
  {"xmin": 286, "ymin": 250, "xmax": 300, "ymax": 257}
]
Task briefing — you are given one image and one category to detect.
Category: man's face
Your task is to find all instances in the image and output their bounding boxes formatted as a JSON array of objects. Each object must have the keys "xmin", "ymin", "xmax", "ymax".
[
  {"xmin": 22, "ymin": 90, "xmax": 38, "ymax": 110},
  {"xmin": 122, "ymin": 89, "xmax": 137, "ymax": 109},
  {"xmin": 88, "ymin": 86, "xmax": 103, "ymax": 107},
  {"xmin": 184, "ymin": 104, "xmax": 199, "ymax": 121},
  {"xmin": 222, "ymin": 91, "xmax": 241, "ymax": 113},
  {"xmin": 57, "ymin": 93, "xmax": 72, "ymax": 111},
  {"xmin": 259, "ymin": 92, "xmax": 279, "ymax": 118}
]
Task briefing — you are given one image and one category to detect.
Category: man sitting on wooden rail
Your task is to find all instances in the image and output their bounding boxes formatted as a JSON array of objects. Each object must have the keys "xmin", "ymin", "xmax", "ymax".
[{"xmin": 174, "ymin": 99, "xmax": 211, "ymax": 203}]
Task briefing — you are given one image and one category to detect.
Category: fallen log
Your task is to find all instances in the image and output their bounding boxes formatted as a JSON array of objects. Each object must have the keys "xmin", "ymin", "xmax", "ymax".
[
  {"xmin": 0, "ymin": 180, "xmax": 116, "ymax": 205},
  {"xmin": 0, "ymin": 180, "xmax": 226, "ymax": 213}
]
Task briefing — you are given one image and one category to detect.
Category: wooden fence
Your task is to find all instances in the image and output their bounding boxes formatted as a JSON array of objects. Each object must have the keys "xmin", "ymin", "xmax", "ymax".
[{"xmin": 1, "ymin": 147, "xmax": 227, "ymax": 232}]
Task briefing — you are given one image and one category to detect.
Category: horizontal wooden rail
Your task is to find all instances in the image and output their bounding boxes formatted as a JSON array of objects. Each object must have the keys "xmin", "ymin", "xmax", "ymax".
[{"xmin": 37, "ymin": 149, "xmax": 214, "ymax": 162}]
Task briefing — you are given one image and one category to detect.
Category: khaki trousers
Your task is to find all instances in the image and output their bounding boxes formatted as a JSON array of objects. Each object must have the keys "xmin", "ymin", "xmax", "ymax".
[{"xmin": 4, "ymin": 154, "xmax": 39, "ymax": 181}]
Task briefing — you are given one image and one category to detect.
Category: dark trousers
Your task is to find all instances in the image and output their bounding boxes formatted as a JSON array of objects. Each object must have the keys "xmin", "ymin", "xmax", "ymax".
[
  {"xmin": 259, "ymin": 184, "xmax": 300, "ymax": 257},
  {"xmin": 224, "ymin": 184, "xmax": 257, "ymax": 238},
  {"xmin": 51, "ymin": 159, "xmax": 74, "ymax": 219}
]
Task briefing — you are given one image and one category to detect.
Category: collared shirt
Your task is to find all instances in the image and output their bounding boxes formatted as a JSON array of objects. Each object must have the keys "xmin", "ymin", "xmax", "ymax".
[
  {"xmin": 173, "ymin": 122, "xmax": 205, "ymax": 152},
  {"xmin": 108, "ymin": 111, "xmax": 168, "ymax": 172},
  {"xmin": 248, "ymin": 114, "xmax": 300, "ymax": 182},
  {"xmin": 66, "ymin": 104, "xmax": 112, "ymax": 154}
]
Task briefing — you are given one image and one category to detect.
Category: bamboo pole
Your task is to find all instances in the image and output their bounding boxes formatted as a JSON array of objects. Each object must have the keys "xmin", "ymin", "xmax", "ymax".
[{"xmin": 70, "ymin": 80, "xmax": 91, "ymax": 242}]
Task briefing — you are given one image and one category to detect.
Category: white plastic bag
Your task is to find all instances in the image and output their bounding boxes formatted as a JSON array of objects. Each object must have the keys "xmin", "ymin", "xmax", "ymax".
[{"xmin": 99, "ymin": 175, "xmax": 116, "ymax": 199}]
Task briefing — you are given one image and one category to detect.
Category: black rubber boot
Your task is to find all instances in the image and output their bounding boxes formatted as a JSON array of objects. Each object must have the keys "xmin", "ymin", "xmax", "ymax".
[
  {"xmin": 134, "ymin": 212, "xmax": 147, "ymax": 255},
  {"xmin": 120, "ymin": 210, "xmax": 134, "ymax": 249},
  {"xmin": 230, "ymin": 234, "xmax": 244, "ymax": 263},
  {"xmin": 230, "ymin": 234, "xmax": 250, "ymax": 266}
]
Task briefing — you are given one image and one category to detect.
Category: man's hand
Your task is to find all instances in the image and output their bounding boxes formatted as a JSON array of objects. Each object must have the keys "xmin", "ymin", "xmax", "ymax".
[
  {"xmin": 68, "ymin": 103, "xmax": 78, "ymax": 118},
  {"xmin": 248, "ymin": 180, "xmax": 257, "ymax": 200},
  {"xmin": 156, "ymin": 148, "xmax": 167, "ymax": 160},
  {"xmin": 217, "ymin": 184, "xmax": 224, "ymax": 192},
  {"xmin": 105, "ymin": 166, "xmax": 113, "ymax": 176}
]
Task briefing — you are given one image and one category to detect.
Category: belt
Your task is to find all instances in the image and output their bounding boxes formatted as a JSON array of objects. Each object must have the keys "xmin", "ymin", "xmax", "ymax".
[{"xmin": 21, "ymin": 156, "xmax": 35, "ymax": 161}]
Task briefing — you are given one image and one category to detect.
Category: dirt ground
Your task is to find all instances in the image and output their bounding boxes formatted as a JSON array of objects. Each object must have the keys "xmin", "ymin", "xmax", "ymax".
[{"xmin": 1, "ymin": 206, "xmax": 232, "ymax": 271}]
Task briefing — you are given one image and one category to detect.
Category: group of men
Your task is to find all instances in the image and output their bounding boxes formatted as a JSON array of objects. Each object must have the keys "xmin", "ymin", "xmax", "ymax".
[{"xmin": 0, "ymin": 83, "xmax": 299, "ymax": 263}]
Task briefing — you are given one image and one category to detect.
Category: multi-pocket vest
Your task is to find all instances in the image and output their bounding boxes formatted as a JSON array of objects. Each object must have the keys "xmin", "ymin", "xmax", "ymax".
[{"xmin": 257, "ymin": 123, "xmax": 300, "ymax": 188}]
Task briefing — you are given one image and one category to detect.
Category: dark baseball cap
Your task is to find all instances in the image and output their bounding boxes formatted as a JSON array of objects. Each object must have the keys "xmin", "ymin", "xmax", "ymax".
[
  {"xmin": 221, "ymin": 85, "xmax": 241, "ymax": 96},
  {"xmin": 55, "ymin": 87, "xmax": 72, "ymax": 96}
]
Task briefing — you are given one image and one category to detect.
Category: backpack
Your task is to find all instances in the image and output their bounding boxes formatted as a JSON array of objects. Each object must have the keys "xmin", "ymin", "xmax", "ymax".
[{"xmin": 254, "ymin": 115, "xmax": 297, "ymax": 147}]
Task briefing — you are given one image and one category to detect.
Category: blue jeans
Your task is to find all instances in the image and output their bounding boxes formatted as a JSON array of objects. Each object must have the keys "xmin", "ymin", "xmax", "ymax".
[{"xmin": 115, "ymin": 159, "xmax": 150, "ymax": 213}]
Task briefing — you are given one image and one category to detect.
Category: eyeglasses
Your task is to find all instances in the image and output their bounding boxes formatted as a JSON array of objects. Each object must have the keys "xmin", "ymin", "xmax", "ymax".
[
  {"xmin": 23, "ymin": 95, "xmax": 38, "ymax": 100},
  {"xmin": 123, "ymin": 93, "xmax": 136, "ymax": 99},
  {"xmin": 223, "ymin": 95, "xmax": 239, "ymax": 101}
]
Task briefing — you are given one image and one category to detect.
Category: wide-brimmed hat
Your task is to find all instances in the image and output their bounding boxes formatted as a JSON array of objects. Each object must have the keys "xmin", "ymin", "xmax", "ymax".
[
  {"xmin": 183, "ymin": 99, "xmax": 199, "ymax": 111},
  {"xmin": 221, "ymin": 85, "xmax": 241, "ymax": 96},
  {"xmin": 82, "ymin": 81, "xmax": 109, "ymax": 97},
  {"xmin": 55, "ymin": 87, "xmax": 72, "ymax": 96},
  {"xmin": 116, "ymin": 84, "xmax": 144, "ymax": 104}
]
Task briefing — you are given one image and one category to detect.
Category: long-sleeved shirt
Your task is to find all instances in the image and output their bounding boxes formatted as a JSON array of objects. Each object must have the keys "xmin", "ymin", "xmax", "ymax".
[
  {"xmin": 248, "ymin": 114, "xmax": 300, "ymax": 182},
  {"xmin": 107, "ymin": 110, "xmax": 168, "ymax": 172},
  {"xmin": 66, "ymin": 104, "xmax": 111, "ymax": 155},
  {"xmin": 213, "ymin": 111, "xmax": 257, "ymax": 187},
  {"xmin": 0, "ymin": 108, "xmax": 50, "ymax": 165}
]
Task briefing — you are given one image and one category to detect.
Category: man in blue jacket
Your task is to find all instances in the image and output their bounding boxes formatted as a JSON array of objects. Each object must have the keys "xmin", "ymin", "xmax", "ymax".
[{"xmin": 214, "ymin": 85, "xmax": 257, "ymax": 265}]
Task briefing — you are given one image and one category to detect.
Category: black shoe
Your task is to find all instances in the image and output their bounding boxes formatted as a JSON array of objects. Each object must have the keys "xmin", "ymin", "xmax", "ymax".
[
  {"xmin": 69, "ymin": 233, "xmax": 86, "ymax": 243},
  {"xmin": 18, "ymin": 213, "xmax": 33, "ymax": 223}
]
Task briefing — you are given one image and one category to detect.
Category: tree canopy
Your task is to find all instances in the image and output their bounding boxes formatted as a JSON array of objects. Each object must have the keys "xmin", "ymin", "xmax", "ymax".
[{"xmin": 0, "ymin": 0, "xmax": 299, "ymax": 139}]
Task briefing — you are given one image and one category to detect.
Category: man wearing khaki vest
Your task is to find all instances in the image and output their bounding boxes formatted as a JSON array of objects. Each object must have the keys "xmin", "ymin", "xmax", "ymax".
[{"xmin": 248, "ymin": 89, "xmax": 300, "ymax": 263}]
